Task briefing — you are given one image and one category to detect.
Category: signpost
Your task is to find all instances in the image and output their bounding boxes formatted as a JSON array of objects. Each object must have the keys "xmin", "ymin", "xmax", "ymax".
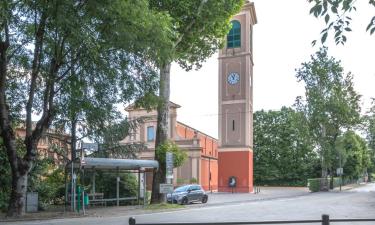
[
  {"xmin": 159, "ymin": 184, "xmax": 174, "ymax": 194},
  {"xmin": 165, "ymin": 152, "xmax": 174, "ymax": 203},
  {"xmin": 337, "ymin": 167, "xmax": 344, "ymax": 191},
  {"xmin": 166, "ymin": 152, "xmax": 174, "ymax": 183},
  {"xmin": 336, "ymin": 168, "xmax": 343, "ymax": 175}
]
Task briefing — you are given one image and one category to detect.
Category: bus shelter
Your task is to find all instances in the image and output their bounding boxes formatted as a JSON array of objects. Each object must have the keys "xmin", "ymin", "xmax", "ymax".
[{"xmin": 65, "ymin": 157, "xmax": 158, "ymax": 211}]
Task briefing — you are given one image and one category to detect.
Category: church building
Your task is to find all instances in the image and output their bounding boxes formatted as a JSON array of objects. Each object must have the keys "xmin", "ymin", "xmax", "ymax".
[{"xmin": 120, "ymin": 102, "xmax": 219, "ymax": 192}]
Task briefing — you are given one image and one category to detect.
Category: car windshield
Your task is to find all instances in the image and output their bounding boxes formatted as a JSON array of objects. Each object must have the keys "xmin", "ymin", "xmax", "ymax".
[{"xmin": 174, "ymin": 186, "xmax": 189, "ymax": 193}]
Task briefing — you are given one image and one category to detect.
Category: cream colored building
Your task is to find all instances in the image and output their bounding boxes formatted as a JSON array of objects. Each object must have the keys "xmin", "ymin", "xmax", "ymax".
[{"xmin": 120, "ymin": 102, "xmax": 219, "ymax": 191}]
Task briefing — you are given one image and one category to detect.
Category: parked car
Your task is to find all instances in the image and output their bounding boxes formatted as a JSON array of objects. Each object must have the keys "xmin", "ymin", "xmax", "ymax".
[{"xmin": 167, "ymin": 184, "xmax": 208, "ymax": 205}]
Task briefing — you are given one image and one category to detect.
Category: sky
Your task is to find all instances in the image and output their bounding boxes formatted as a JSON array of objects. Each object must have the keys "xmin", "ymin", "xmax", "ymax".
[{"xmin": 167, "ymin": 0, "xmax": 375, "ymax": 139}]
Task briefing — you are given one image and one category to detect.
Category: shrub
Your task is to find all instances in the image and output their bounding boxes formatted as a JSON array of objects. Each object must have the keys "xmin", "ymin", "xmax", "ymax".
[
  {"xmin": 176, "ymin": 178, "xmax": 188, "ymax": 185},
  {"xmin": 332, "ymin": 177, "xmax": 342, "ymax": 188},
  {"xmin": 307, "ymin": 178, "xmax": 321, "ymax": 192},
  {"xmin": 189, "ymin": 177, "xmax": 198, "ymax": 184}
]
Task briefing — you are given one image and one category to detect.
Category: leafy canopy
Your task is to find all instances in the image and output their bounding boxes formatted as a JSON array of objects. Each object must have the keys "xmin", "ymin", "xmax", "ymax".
[
  {"xmin": 309, "ymin": 0, "xmax": 375, "ymax": 45},
  {"xmin": 149, "ymin": 0, "xmax": 244, "ymax": 69},
  {"xmin": 295, "ymin": 47, "xmax": 361, "ymax": 175},
  {"xmin": 155, "ymin": 141, "xmax": 187, "ymax": 168}
]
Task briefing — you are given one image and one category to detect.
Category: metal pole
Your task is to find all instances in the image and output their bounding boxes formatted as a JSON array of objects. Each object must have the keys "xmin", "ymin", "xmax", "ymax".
[
  {"xmin": 138, "ymin": 170, "xmax": 141, "ymax": 206},
  {"xmin": 71, "ymin": 162, "xmax": 74, "ymax": 211},
  {"xmin": 208, "ymin": 157, "xmax": 211, "ymax": 192},
  {"xmin": 64, "ymin": 167, "xmax": 68, "ymax": 212},
  {"xmin": 339, "ymin": 153, "xmax": 342, "ymax": 192},
  {"xmin": 116, "ymin": 176, "xmax": 120, "ymax": 206},
  {"xmin": 92, "ymin": 172, "xmax": 96, "ymax": 200},
  {"xmin": 143, "ymin": 171, "xmax": 147, "ymax": 206},
  {"xmin": 322, "ymin": 214, "xmax": 330, "ymax": 225},
  {"xmin": 82, "ymin": 168, "xmax": 85, "ymax": 215},
  {"xmin": 82, "ymin": 189, "xmax": 85, "ymax": 215}
]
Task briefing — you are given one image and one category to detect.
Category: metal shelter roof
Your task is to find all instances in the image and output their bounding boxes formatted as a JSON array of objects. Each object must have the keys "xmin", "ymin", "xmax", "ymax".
[{"xmin": 78, "ymin": 157, "xmax": 159, "ymax": 170}]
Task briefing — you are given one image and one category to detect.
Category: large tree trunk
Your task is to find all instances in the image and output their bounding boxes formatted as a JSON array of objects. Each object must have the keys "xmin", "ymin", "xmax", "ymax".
[
  {"xmin": 151, "ymin": 62, "xmax": 171, "ymax": 204},
  {"xmin": 8, "ymin": 168, "xmax": 29, "ymax": 217},
  {"xmin": 0, "ymin": 20, "xmax": 30, "ymax": 217}
]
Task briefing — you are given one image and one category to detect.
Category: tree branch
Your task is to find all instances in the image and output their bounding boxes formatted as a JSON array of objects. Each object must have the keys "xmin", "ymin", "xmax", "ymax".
[
  {"xmin": 25, "ymin": 9, "xmax": 47, "ymax": 143},
  {"xmin": 173, "ymin": 0, "xmax": 207, "ymax": 48}
]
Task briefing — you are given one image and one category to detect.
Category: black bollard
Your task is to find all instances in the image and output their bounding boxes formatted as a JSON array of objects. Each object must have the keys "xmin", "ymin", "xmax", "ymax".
[
  {"xmin": 129, "ymin": 217, "xmax": 136, "ymax": 225},
  {"xmin": 322, "ymin": 214, "xmax": 330, "ymax": 225}
]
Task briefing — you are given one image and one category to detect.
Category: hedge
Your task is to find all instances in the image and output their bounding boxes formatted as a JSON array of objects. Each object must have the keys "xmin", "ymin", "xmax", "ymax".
[{"xmin": 307, "ymin": 177, "xmax": 342, "ymax": 192}]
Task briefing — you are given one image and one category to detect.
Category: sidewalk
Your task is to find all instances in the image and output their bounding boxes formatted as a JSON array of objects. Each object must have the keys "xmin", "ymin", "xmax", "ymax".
[
  {"xmin": 205, "ymin": 186, "xmax": 309, "ymax": 206},
  {"xmin": 0, "ymin": 184, "xmax": 367, "ymax": 223}
]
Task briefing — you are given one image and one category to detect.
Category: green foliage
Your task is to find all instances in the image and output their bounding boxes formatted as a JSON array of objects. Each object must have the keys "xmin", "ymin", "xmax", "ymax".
[
  {"xmin": 364, "ymin": 99, "xmax": 375, "ymax": 179},
  {"xmin": 336, "ymin": 131, "xmax": 371, "ymax": 180},
  {"xmin": 189, "ymin": 177, "xmax": 198, "ymax": 184},
  {"xmin": 308, "ymin": 0, "xmax": 375, "ymax": 45},
  {"xmin": 0, "ymin": 138, "xmax": 65, "ymax": 211},
  {"xmin": 0, "ymin": 139, "xmax": 11, "ymax": 212},
  {"xmin": 28, "ymin": 165, "xmax": 66, "ymax": 209},
  {"xmin": 1, "ymin": 0, "xmax": 173, "ymax": 214},
  {"xmin": 148, "ymin": 0, "xmax": 244, "ymax": 203},
  {"xmin": 90, "ymin": 118, "xmax": 147, "ymax": 159},
  {"xmin": 176, "ymin": 178, "xmax": 187, "ymax": 186},
  {"xmin": 145, "ymin": 202, "xmax": 184, "ymax": 210},
  {"xmin": 253, "ymin": 107, "xmax": 320, "ymax": 186},
  {"xmin": 308, "ymin": 177, "xmax": 341, "ymax": 192},
  {"xmin": 296, "ymin": 47, "xmax": 361, "ymax": 177},
  {"xmin": 149, "ymin": 0, "xmax": 244, "ymax": 69},
  {"xmin": 156, "ymin": 141, "xmax": 187, "ymax": 168},
  {"xmin": 307, "ymin": 177, "xmax": 342, "ymax": 192},
  {"xmin": 86, "ymin": 172, "xmax": 138, "ymax": 201},
  {"xmin": 307, "ymin": 178, "xmax": 322, "ymax": 192}
]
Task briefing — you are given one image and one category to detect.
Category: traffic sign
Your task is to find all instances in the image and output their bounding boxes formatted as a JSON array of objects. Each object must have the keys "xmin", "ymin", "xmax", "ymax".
[
  {"xmin": 166, "ymin": 152, "xmax": 174, "ymax": 179},
  {"xmin": 159, "ymin": 183, "xmax": 173, "ymax": 194}
]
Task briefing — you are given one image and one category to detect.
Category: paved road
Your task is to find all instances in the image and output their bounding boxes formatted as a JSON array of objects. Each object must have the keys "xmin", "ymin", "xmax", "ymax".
[{"xmin": 5, "ymin": 184, "xmax": 375, "ymax": 225}]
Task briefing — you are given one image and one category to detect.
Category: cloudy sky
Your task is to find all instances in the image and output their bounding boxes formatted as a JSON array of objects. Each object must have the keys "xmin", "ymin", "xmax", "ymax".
[{"xmin": 168, "ymin": 0, "xmax": 375, "ymax": 138}]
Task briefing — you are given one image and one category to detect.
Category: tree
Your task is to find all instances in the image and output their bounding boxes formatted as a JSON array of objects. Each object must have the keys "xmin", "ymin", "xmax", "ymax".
[
  {"xmin": 364, "ymin": 98, "xmax": 375, "ymax": 179},
  {"xmin": 0, "ymin": 0, "xmax": 170, "ymax": 216},
  {"xmin": 149, "ymin": 0, "xmax": 244, "ymax": 204},
  {"xmin": 155, "ymin": 141, "xmax": 188, "ymax": 168},
  {"xmin": 336, "ymin": 131, "xmax": 371, "ymax": 180},
  {"xmin": 253, "ymin": 107, "xmax": 319, "ymax": 186},
  {"xmin": 308, "ymin": 0, "xmax": 375, "ymax": 45},
  {"xmin": 90, "ymin": 118, "xmax": 147, "ymax": 159},
  {"xmin": 366, "ymin": 99, "xmax": 375, "ymax": 151},
  {"xmin": 295, "ymin": 48, "xmax": 361, "ymax": 180}
]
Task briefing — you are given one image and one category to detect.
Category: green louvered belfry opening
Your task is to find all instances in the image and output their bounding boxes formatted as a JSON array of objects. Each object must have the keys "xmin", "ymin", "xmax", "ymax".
[{"xmin": 227, "ymin": 20, "xmax": 241, "ymax": 48}]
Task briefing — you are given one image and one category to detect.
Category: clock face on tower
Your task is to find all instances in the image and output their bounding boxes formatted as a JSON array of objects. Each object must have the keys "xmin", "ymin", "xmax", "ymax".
[{"xmin": 227, "ymin": 72, "xmax": 240, "ymax": 85}]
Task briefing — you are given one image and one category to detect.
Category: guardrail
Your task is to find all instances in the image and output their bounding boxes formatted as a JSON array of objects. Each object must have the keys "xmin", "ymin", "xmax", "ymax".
[{"xmin": 128, "ymin": 214, "xmax": 375, "ymax": 225}]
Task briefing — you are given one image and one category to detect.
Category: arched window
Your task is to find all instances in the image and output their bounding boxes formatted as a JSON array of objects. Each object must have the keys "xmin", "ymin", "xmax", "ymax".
[{"xmin": 227, "ymin": 20, "xmax": 241, "ymax": 48}]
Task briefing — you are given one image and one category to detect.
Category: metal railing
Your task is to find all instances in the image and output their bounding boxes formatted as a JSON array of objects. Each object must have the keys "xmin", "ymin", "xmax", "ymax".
[{"xmin": 128, "ymin": 214, "xmax": 375, "ymax": 225}]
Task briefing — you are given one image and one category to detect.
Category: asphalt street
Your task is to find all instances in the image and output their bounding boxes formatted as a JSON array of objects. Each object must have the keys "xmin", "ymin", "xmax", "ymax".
[{"xmin": 4, "ymin": 183, "xmax": 375, "ymax": 225}]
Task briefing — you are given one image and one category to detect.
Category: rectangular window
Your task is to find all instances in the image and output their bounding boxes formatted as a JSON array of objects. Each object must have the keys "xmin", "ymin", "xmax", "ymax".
[
  {"xmin": 232, "ymin": 120, "xmax": 235, "ymax": 131},
  {"xmin": 147, "ymin": 126, "xmax": 155, "ymax": 141}
]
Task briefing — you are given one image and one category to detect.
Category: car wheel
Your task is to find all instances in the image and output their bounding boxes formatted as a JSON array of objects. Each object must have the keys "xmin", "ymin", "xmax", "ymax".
[
  {"xmin": 202, "ymin": 196, "xmax": 208, "ymax": 203},
  {"xmin": 181, "ymin": 197, "xmax": 188, "ymax": 205}
]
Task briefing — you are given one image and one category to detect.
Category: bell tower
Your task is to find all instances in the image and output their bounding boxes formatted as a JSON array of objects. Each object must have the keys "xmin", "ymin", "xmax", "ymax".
[{"xmin": 218, "ymin": 1, "xmax": 257, "ymax": 193}]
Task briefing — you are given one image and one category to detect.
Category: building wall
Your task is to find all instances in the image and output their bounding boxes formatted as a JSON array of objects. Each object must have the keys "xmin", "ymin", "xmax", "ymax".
[
  {"xmin": 200, "ymin": 157, "xmax": 218, "ymax": 191},
  {"xmin": 176, "ymin": 122, "xmax": 218, "ymax": 191},
  {"xmin": 122, "ymin": 103, "xmax": 219, "ymax": 191},
  {"xmin": 15, "ymin": 127, "xmax": 71, "ymax": 165}
]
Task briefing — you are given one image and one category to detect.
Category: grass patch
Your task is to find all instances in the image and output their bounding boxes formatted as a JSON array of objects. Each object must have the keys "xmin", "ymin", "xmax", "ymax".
[{"xmin": 145, "ymin": 203, "xmax": 184, "ymax": 210}]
